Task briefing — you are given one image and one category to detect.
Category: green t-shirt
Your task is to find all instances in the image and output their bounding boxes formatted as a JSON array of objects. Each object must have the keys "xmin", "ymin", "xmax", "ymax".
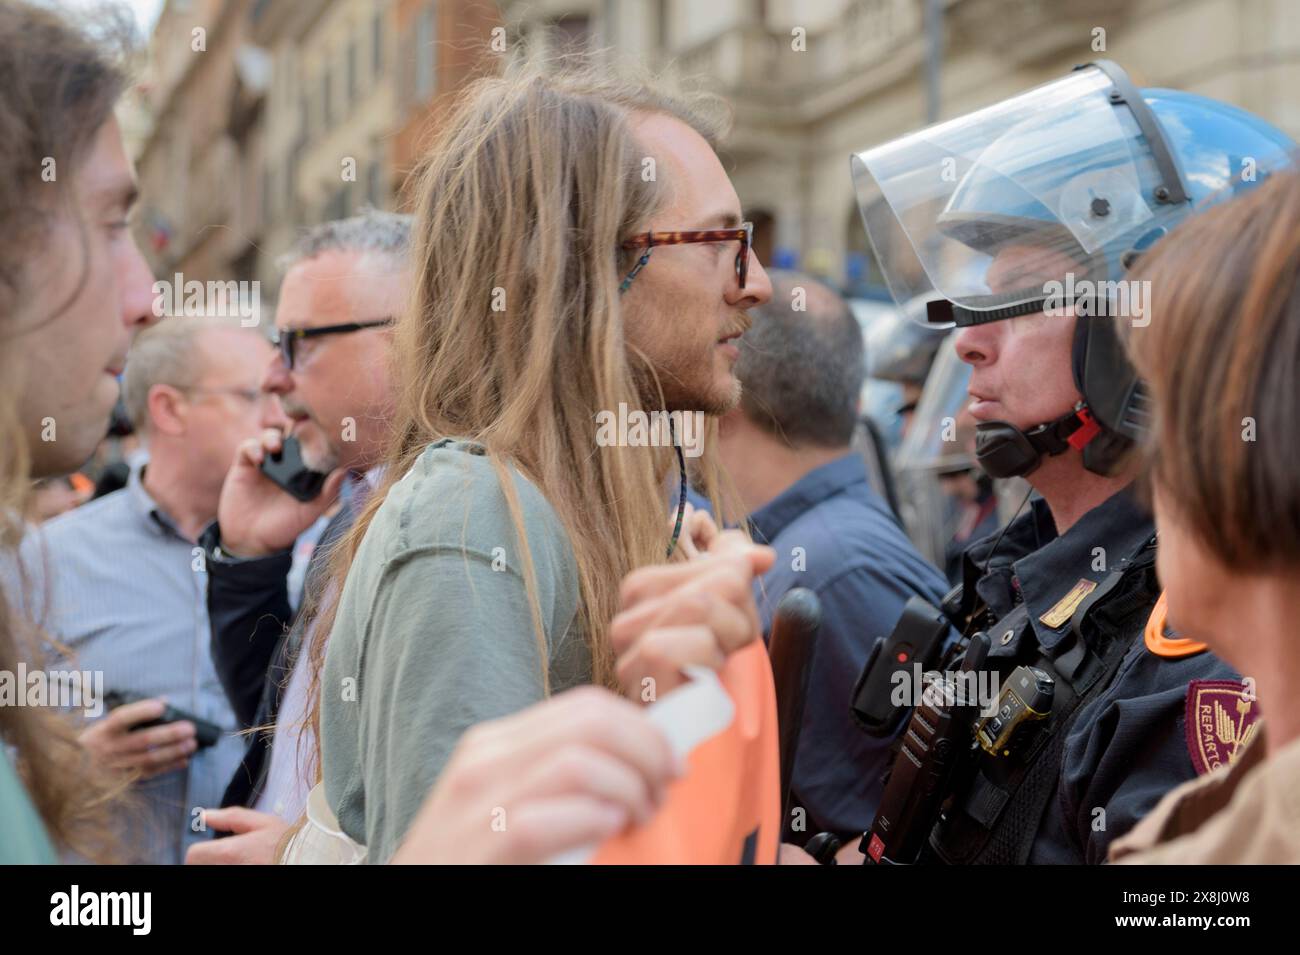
[
  {"xmin": 0, "ymin": 748, "xmax": 58, "ymax": 864},
  {"xmin": 321, "ymin": 440, "xmax": 590, "ymax": 862}
]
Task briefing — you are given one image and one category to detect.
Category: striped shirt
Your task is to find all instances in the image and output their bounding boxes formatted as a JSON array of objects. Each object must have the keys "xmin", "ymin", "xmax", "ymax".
[{"xmin": 17, "ymin": 467, "xmax": 244, "ymax": 864}]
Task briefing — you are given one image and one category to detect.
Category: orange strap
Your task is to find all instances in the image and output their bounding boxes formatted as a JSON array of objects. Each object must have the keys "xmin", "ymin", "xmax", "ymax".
[{"xmin": 1144, "ymin": 590, "xmax": 1208, "ymax": 658}]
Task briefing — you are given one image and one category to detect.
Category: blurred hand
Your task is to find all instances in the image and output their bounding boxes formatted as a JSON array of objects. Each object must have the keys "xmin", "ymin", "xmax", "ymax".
[
  {"xmin": 390, "ymin": 687, "xmax": 679, "ymax": 865},
  {"xmin": 835, "ymin": 840, "xmax": 866, "ymax": 865},
  {"xmin": 216, "ymin": 428, "xmax": 345, "ymax": 558},
  {"xmin": 78, "ymin": 698, "xmax": 196, "ymax": 779},
  {"xmin": 185, "ymin": 808, "xmax": 288, "ymax": 865},
  {"xmin": 611, "ymin": 529, "xmax": 775, "ymax": 700},
  {"xmin": 778, "ymin": 842, "xmax": 820, "ymax": 865},
  {"xmin": 674, "ymin": 502, "xmax": 719, "ymax": 561}
]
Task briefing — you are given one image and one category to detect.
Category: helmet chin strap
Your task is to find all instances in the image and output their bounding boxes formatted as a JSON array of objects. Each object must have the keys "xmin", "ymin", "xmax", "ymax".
[{"xmin": 973, "ymin": 403, "xmax": 1101, "ymax": 479}]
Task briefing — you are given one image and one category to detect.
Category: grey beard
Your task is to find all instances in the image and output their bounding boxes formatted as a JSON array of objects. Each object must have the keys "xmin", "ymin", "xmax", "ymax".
[{"xmin": 299, "ymin": 434, "xmax": 340, "ymax": 474}]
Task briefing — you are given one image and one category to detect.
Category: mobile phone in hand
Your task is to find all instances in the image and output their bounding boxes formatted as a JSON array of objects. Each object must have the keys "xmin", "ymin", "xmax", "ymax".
[
  {"xmin": 102, "ymin": 690, "xmax": 223, "ymax": 750},
  {"xmin": 259, "ymin": 433, "xmax": 328, "ymax": 502}
]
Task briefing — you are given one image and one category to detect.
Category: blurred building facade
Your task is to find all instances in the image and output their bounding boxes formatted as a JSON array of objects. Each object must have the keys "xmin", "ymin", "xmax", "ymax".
[
  {"xmin": 131, "ymin": 0, "xmax": 262, "ymax": 287},
  {"xmin": 500, "ymin": 0, "xmax": 1300, "ymax": 297},
  {"xmin": 130, "ymin": 0, "xmax": 500, "ymax": 301},
  {"xmin": 130, "ymin": 0, "xmax": 1300, "ymax": 300}
]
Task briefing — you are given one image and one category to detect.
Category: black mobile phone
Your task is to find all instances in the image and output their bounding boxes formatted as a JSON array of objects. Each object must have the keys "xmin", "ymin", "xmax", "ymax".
[
  {"xmin": 259, "ymin": 433, "xmax": 328, "ymax": 502},
  {"xmin": 102, "ymin": 690, "xmax": 223, "ymax": 750}
]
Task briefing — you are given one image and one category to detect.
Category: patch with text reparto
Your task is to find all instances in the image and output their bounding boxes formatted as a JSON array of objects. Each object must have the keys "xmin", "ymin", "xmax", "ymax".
[
  {"xmin": 1038, "ymin": 578, "xmax": 1097, "ymax": 629},
  {"xmin": 1185, "ymin": 680, "xmax": 1261, "ymax": 776}
]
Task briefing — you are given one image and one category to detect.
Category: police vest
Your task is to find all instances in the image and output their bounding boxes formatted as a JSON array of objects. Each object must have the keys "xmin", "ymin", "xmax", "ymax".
[{"xmin": 923, "ymin": 533, "xmax": 1160, "ymax": 865}]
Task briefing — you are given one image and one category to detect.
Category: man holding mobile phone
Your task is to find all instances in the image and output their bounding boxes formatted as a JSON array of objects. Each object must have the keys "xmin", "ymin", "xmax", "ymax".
[{"xmin": 189, "ymin": 210, "xmax": 409, "ymax": 864}]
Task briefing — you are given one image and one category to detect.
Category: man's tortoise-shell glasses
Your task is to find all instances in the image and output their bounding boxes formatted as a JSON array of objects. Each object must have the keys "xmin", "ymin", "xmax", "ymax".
[{"xmin": 618, "ymin": 221, "xmax": 754, "ymax": 294}]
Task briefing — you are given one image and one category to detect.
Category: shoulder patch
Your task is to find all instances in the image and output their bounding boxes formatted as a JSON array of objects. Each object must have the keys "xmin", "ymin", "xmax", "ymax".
[
  {"xmin": 1144, "ymin": 591, "xmax": 1208, "ymax": 658},
  {"xmin": 1039, "ymin": 578, "xmax": 1096, "ymax": 629},
  {"xmin": 1184, "ymin": 680, "xmax": 1261, "ymax": 776}
]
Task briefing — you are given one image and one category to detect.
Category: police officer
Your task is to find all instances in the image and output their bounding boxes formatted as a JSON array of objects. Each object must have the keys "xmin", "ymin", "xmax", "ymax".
[{"xmin": 836, "ymin": 61, "xmax": 1296, "ymax": 864}]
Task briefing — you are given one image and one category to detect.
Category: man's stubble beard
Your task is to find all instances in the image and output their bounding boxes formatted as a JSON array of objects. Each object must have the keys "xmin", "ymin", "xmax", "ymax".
[{"xmin": 631, "ymin": 346, "xmax": 740, "ymax": 417}]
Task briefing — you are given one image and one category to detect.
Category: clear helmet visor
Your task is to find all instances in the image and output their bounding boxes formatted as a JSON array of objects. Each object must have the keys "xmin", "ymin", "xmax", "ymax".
[
  {"xmin": 851, "ymin": 65, "xmax": 1179, "ymax": 324},
  {"xmin": 890, "ymin": 334, "xmax": 975, "ymax": 563}
]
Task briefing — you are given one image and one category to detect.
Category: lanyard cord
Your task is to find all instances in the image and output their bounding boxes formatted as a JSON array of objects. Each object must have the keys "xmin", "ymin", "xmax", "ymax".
[{"xmin": 666, "ymin": 415, "xmax": 687, "ymax": 558}]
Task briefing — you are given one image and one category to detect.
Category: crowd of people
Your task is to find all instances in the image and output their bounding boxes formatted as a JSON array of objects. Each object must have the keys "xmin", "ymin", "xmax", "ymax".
[{"xmin": 1, "ymin": 0, "xmax": 1298, "ymax": 867}]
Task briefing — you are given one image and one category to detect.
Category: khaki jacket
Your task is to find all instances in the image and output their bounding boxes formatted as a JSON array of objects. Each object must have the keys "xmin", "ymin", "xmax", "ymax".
[{"xmin": 1111, "ymin": 725, "xmax": 1300, "ymax": 864}]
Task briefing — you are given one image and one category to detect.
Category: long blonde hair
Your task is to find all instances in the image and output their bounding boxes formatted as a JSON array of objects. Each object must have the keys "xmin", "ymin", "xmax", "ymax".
[{"xmin": 301, "ymin": 63, "xmax": 743, "ymax": 780}]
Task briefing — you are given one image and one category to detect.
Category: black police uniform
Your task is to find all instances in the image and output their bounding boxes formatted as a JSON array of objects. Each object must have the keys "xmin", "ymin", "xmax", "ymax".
[{"xmin": 923, "ymin": 488, "xmax": 1235, "ymax": 865}]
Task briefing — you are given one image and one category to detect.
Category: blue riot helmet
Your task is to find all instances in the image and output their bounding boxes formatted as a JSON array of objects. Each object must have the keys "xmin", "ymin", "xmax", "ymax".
[{"xmin": 851, "ymin": 60, "xmax": 1296, "ymax": 476}]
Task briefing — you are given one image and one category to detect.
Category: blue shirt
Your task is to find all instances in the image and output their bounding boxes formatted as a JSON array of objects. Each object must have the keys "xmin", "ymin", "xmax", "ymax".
[
  {"xmin": 748, "ymin": 452, "xmax": 949, "ymax": 840},
  {"xmin": 18, "ymin": 467, "xmax": 244, "ymax": 864}
]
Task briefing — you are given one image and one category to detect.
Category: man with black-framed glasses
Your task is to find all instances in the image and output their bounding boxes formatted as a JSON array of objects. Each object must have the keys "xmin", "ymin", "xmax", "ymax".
[
  {"xmin": 189, "ymin": 210, "xmax": 410, "ymax": 863},
  {"xmin": 270, "ymin": 317, "xmax": 395, "ymax": 372}
]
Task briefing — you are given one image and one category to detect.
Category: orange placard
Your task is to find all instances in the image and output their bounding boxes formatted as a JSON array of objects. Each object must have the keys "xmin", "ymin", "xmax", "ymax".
[{"xmin": 590, "ymin": 641, "xmax": 781, "ymax": 865}]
